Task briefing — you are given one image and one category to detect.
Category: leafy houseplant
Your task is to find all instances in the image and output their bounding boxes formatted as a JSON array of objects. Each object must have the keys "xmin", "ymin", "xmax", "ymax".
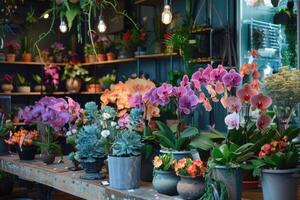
[
  {"xmin": 16, "ymin": 73, "xmax": 31, "ymax": 93},
  {"xmin": 98, "ymin": 73, "xmax": 116, "ymax": 89},
  {"xmin": 21, "ymin": 37, "xmax": 32, "ymax": 62},
  {"xmin": 62, "ymin": 64, "xmax": 89, "ymax": 93},
  {"xmin": 96, "ymin": 41, "xmax": 108, "ymax": 62},
  {"xmin": 175, "ymin": 158, "xmax": 206, "ymax": 199},
  {"xmin": 1, "ymin": 74, "xmax": 13, "ymax": 93},
  {"xmin": 152, "ymin": 154, "xmax": 179, "ymax": 195},
  {"xmin": 4, "ymin": 40, "xmax": 20, "ymax": 62},
  {"xmin": 116, "ymin": 31, "xmax": 134, "ymax": 59},
  {"xmin": 106, "ymin": 42, "xmax": 116, "ymax": 61},
  {"xmin": 32, "ymin": 74, "xmax": 45, "ymax": 92},
  {"xmin": 84, "ymin": 44, "xmax": 95, "ymax": 63},
  {"xmin": 108, "ymin": 129, "xmax": 143, "ymax": 190}
]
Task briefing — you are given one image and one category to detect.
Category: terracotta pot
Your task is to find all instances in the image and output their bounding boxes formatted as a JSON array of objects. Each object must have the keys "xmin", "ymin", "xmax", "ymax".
[
  {"xmin": 34, "ymin": 85, "xmax": 46, "ymax": 92},
  {"xmin": 12, "ymin": 116, "xmax": 20, "ymax": 123},
  {"xmin": 6, "ymin": 54, "xmax": 16, "ymax": 62},
  {"xmin": 66, "ymin": 78, "xmax": 82, "ymax": 93},
  {"xmin": 22, "ymin": 53, "xmax": 32, "ymax": 62},
  {"xmin": 97, "ymin": 54, "xmax": 106, "ymax": 62},
  {"xmin": 106, "ymin": 52, "xmax": 116, "ymax": 61},
  {"xmin": 1, "ymin": 84, "xmax": 13, "ymax": 93},
  {"xmin": 85, "ymin": 55, "xmax": 95, "ymax": 63},
  {"xmin": 17, "ymin": 86, "xmax": 31, "ymax": 93},
  {"xmin": 86, "ymin": 84, "xmax": 101, "ymax": 93}
]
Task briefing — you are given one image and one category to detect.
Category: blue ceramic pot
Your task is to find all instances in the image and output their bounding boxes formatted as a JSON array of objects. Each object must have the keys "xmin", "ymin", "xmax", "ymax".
[
  {"xmin": 261, "ymin": 168, "xmax": 299, "ymax": 200},
  {"xmin": 152, "ymin": 170, "xmax": 179, "ymax": 196},
  {"xmin": 177, "ymin": 176, "xmax": 205, "ymax": 200},
  {"xmin": 160, "ymin": 149, "xmax": 200, "ymax": 161}
]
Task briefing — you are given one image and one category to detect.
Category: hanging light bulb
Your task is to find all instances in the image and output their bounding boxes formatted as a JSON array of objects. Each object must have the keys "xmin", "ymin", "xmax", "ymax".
[
  {"xmin": 162, "ymin": 0, "xmax": 172, "ymax": 25},
  {"xmin": 43, "ymin": 13, "xmax": 49, "ymax": 19},
  {"xmin": 59, "ymin": 17, "xmax": 67, "ymax": 33},
  {"xmin": 98, "ymin": 15, "xmax": 107, "ymax": 33}
]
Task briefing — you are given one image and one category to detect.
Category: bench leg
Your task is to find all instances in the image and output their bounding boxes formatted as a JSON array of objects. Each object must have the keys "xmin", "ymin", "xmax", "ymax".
[{"xmin": 37, "ymin": 184, "xmax": 55, "ymax": 200}]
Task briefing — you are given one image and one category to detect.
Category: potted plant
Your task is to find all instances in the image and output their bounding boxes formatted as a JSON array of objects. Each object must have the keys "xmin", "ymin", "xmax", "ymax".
[
  {"xmin": 175, "ymin": 158, "xmax": 206, "ymax": 200},
  {"xmin": 11, "ymin": 106, "xmax": 21, "ymax": 123},
  {"xmin": 21, "ymin": 36, "xmax": 32, "ymax": 62},
  {"xmin": 116, "ymin": 31, "xmax": 134, "ymax": 59},
  {"xmin": 4, "ymin": 40, "xmax": 20, "ymax": 62},
  {"xmin": 131, "ymin": 28, "xmax": 147, "ymax": 56},
  {"xmin": 51, "ymin": 42, "xmax": 65, "ymax": 63},
  {"xmin": 108, "ymin": 129, "xmax": 143, "ymax": 189},
  {"xmin": 85, "ymin": 77, "xmax": 101, "ymax": 93},
  {"xmin": 5, "ymin": 129, "xmax": 38, "ymax": 160},
  {"xmin": 99, "ymin": 73, "xmax": 116, "ymax": 90},
  {"xmin": 84, "ymin": 44, "xmax": 95, "ymax": 63},
  {"xmin": 152, "ymin": 15, "xmax": 166, "ymax": 54},
  {"xmin": 250, "ymin": 131, "xmax": 300, "ymax": 200},
  {"xmin": 0, "ymin": 113, "xmax": 12, "ymax": 155},
  {"xmin": 62, "ymin": 64, "xmax": 89, "ymax": 93},
  {"xmin": 96, "ymin": 41, "xmax": 107, "ymax": 62},
  {"xmin": 16, "ymin": 73, "xmax": 31, "ymax": 93},
  {"xmin": 106, "ymin": 42, "xmax": 116, "ymax": 61},
  {"xmin": 1, "ymin": 74, "xmax": 13, "ymax": 93},
  {"xmin": 0, "ymin": 170, "xmax": 14, "ymax": 196},
  {"xmin": 32, "ymin": 74, "xmax": 46, "ymax": 92},
  {"xmin": 43, "ymin": 64, "xmax": 60, "ymax": 93},
  {"xmin": 152, "ymin": 153, "xmax": 179, "ymax": 195}
]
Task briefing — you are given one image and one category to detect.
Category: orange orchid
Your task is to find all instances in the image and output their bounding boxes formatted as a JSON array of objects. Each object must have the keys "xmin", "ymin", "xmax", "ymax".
[{"xmin": 5, "ymin": 129, "xmax": 38, "ymax": 147}]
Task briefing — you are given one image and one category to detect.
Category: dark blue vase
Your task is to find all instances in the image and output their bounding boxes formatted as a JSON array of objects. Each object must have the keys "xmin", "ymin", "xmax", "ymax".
[{"xmin": 152, "ymin": 170, "xmax": 179, "ymax": 196}]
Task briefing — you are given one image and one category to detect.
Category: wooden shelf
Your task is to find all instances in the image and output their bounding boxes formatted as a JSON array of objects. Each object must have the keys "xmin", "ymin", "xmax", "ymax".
[
  {"xmin": 189, "ymin": 57, "xmax": 223, "ymax": 64},
  {"xmin": 0, "ymin": 91, "xmax": 103, "ymax": 96},
  {"xmin": 0, "ymin": 61, "xmax": 67, "ymax": 66},
  {"xmin": 134, "ymin": 0, "xmax": 162, "ymax": 6},
  {"xmin": 191, "ymin": 27, "xmax": 212, "ymax": 34},
  {"xmin": 12, "ymin": 122, "xmax": 26, "ymax": 126},
  {"xmin": 135, "ymin": 53, "xmax": 177, "ymax": 59},
  {"xmin": 80, "ymin": 58, "xmax": 136, "ymax": 66}
]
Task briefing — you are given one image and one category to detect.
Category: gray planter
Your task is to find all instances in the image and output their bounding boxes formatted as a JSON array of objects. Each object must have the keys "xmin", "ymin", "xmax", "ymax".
[
  {"xmin": 177, "ymin": 176, "xmax": 205, "ymax": 200},
  {"xmin": 80, "ymin": 157, "xmax": 106, "ymax": 180},
  {"xmin": 261, "ymin": 168, "xmax": 299, "ymax": 200},
  {"xmin": 108, "ymin": 155, "xmax": 141, "ymax": 190},
  {"xmin": 160, "ymin": 149, "xmax": 200, "ymax": 161},
  {"xmin": 152, "ymin": 170, "xmax": 179, "ymax": 195},
  {"xmin": 212, "ymin": 166, "xmax": 242, "ymax": 200}
]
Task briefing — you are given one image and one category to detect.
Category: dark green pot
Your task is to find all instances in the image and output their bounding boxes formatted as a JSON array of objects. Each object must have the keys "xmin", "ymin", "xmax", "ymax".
[{"xmin": 152, "ymin": 170, "xmax": 179, "ymax": 196}]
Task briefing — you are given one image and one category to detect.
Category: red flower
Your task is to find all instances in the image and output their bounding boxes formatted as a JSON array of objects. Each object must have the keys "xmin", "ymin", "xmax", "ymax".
[
  {"xmin": 256, "ymin": 114, "xmax": 271, "ymax": 130},
  {"xmin": 262, "ymin": 144, "xmax": 271, "ymax": 154},
  {"xmin": 258, "ymin": 151, "xmax": 265, "ymax": 158},
  {"xmin": 236, "ymin": 83, "xmax": 258, "ymax": 103},
  {"xmin": 123, "ymin": 31, "xmax": 131, "ymax": 41},
  {"xmin": 250, "ymin": 93, "xmax": 272, "ymax": 111}
]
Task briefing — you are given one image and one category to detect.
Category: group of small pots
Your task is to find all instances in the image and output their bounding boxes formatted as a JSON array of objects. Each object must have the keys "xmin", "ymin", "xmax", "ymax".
[
  {"xmin": 5, "ymin": 53, "xmax": 32, "ymax": 62},
  {"xmin": 85, "ymin": 53, "xmax": 116, "ymax": 63},
  {"xmin": 1, "ymin": 84, "xmax": 46, "ymax": 93}
]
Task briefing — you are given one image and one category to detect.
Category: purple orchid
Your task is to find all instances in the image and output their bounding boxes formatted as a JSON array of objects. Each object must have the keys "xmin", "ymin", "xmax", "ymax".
[
  {"xmin": 191, "ymin": 68, "xmax": 208, "ymax": 90},
  {"xmin": 210, "ymin": 65, "xmax": 227, "ymax": 83},
  {"xmin": 202, "ymin": 64, "xmax": 213, "ymax": 82},
  {"xmin": 129, "ymin": 94, "xmax": 143, "ymax": 110},
  {"xmin": 222, "ymin": 69, "xmax": 242, "ymax": 90},
  {"xmin": 178, "ymin": 94, "xmax": 199, "ymax": 115},
  {"xmin": 180, "ymin": 75, "xmax": 190, "ymax": 87},
  {"xmin": 156, "ymin": 83, "xmax": 173, "ymax": 106},
  {"xmin": 117, "ymin": 113, "xmax": 129, "ymax": 128},
  {"xmin": 44, "ymin": 64, "xmax": 60, "ymax": 86}
]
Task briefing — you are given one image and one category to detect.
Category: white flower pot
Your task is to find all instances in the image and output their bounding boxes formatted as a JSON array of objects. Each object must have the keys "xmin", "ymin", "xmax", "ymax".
[{"xmin": 17, "ymin": 86, "xmax": 31, "ymax": 93}]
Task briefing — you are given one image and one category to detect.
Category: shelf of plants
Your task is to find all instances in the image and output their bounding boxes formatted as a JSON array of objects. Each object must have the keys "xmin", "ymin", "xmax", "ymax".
[{"xmin": 0, "ymin": 91, "xmax": 103, "ymax": 96}]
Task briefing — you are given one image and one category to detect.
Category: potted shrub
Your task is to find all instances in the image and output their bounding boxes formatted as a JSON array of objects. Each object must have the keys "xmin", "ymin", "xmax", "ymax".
[
  {"xmin": 116, "ymin": 31, "xmax": 134, "ymax": 59},
  {"xmin": 32, "ymin": 74, "xmax": 46, "ymax": 92},
  {"xmin": 51, "ymin": 42, "xmax": 65, "ymax": 63},
  {"xmin": 0, "ymin": 113, "xmax": 12, "ymax": 155},
  {"xmin": 21, "ymin": 36, "xmax": 32, "ymax": 62},
  {"xmin": 152, "ymin": 153, "xmax": 179, "ymax": 195},
  {"xmin": 108, "ymin": 129, "xmax": 143, "ymax": 189},
  {"xmin": 62, "ymin": 64, "xmax": 89, "ymax": 93},
  {"xmin": 85, "ymin": 77, "xmax": 101, "ymax": 93},
  {"xmin": 99, "ymin": 73, "xmax": 116, "ymax": 90},
  {"xmin": 1, "ymin": 74, "xmax": 14, "ymax": 93},
  {"xmin": 175, "ymin": 158, "xmax": 206, "ymax": 200},
  {"xmin": 96, "ymin": 41, "xmax": 107, "ymax": 62},
  {"xmin": 84, "ymin": 44, "xmax": 95, "ymax": 63},
  {"xmin": 43, "ymin": 64, "xmax": 60, "ymax": 93},
  {"xmin": 0, "ymin": 170, "xmax": 14, "ymax": 196},
  {"xmin": 4, "ymin": 40, "xmax": 20, "ymax": 62},
  {"xmin": 16, "ymin": 73, "xmax": 31, "ymax": 93},
  {"xmin": 250, "ymin": 131, "xmax": 300, "ymax": 200},
  {"xmin": 131, "ymin": 28, "xmax": 147, "ymax": 56},
  {"xmin": 5, "ymin": 129, "xmax": 39, "ymax": 160}
]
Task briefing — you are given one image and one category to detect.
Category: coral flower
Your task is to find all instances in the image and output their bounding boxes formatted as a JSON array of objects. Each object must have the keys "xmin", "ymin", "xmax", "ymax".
[
  {"xmin": 251, "ymin": 79, "xmax": 260, "ymax": 91},
  {"xmin": 225, "ymin": 96, "xmax": 242, "ymax": 112},
  {"xmin": 153, "ymin": 156, "xmax": 163, "ymax": 169},
  {"xmin": 256, "ymin": 114, "xmax": 272, "ymax": 130},
  {"xmin": 236, "ymin": 83, "xmax": 258, "ymax": 103},
  {"xmin": 250, "ymin": 93, "xmax": 272, "ymax": 111},
  {"xmin": 199, "ymin": 92, "xmax": 212, "ymax": 111},
  {"xmin": 187, "ymin": 164, "xmax": 198, "ymax": 177},
  {"xmin": 252, "ymin": 70, "xmax": 261, "ymax": 79}
]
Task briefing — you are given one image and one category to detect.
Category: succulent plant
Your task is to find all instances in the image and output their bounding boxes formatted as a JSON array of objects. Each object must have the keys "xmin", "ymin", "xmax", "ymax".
[
  {"xmin": 75, "ymin": 125, "xmax": 105, "ymax": 162},
  {"xmin": 112, "ymin": 129, "xmax": 143, "ymax": 157},
  {"xmin": 84, "ymin": 102, "xmax": 100, "ymax": 123}
]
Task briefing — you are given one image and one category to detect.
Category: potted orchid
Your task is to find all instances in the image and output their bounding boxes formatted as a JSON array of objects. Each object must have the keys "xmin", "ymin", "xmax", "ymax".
[
  {"xmin": 51, "ymin": 42, "xmax": 65, "ymax": 63},
  {"xmin": 4, "ymin": 40, "xmax": 20, "ymax": 62},
  {"xmin": 62, "ymin": 64, "xmax": 89, "ymax": 93},
  {"xmin": 44, "ymin": 64, "xmax": 60, "ymax": 93},
  {"xmin": 1, "ymin": 74, "xmax": 13, "ymax": 93},
  {"xmin": 32, "ymin": 74, "xmax": 46, "ymax": 92},
  {"xmin": 16, "ymin": 73, "xmax": 31, "ymax": 93}
]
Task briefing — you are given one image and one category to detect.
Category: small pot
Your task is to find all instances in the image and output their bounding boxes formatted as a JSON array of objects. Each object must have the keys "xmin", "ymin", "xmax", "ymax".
[
  {"xmin": 108, "ymin": 155, "xmax": 141, "ymax": 189},
  {"xmin": 12, "ymin": 116, "xmax": 20, "ymax": 123},
  {"xmin": 1, "ymin": 84, "xmax": 13, "ymax": 93},
  {"xmin": 106, "ymin": 52, "xmax": 116, "ymax": 61},
  {"xmin": 152, "ymin": 170, "xmax": 179, "ymax": 195},
  {"xmin": 66, "ymin": 78, "xmax": 81, "ymax": 93},
  {"xmin": 97, "ymin": 54, "xmax": 106, "ymax": 62},
  {"xmin": 54, "ymin": 54, "xmax": 63, "ymax": 63},
  {"xmin": 17, "ymin": 86, "xmax": 31, "ymax": 93},
  {"xmin": 160, "ymin": 149, "xmax": 200, "ymax": 161},
  {"xmin": 85, "ymin": 55, "xmax": 95, "ymax": 63},
  {"xmin": 6, "ymin": 54, "xmax": 16, "ymax": 62},
  {"xmin": 153, "ymin": 42, "xmax": 162, "ymax": 54},
  {"xmin": 0, "ymin": 53, "xmax": 5, "ymax": 61},
  {"xmin": 22, "ymin": 53, "xmax": 32, "ymax": 62},
  {"xmin": 80, "ymin": 157, "xmax": 106, "ymax": 180},
  {"xmin": 42, "ymin": 153, "xmax": 56, "ymax": 165},
  {"xmin": 69, "ymin": 0, "xmax": 79, "ymax": 3},
  {"xmin": 177, "ymin": 176, "xmax": 205, "ymax": 200},
  {"xmin": 16, "ymin": 145, "xmax": 36, "ymax": 160},
  {"xmin": 45, "ymin": 84, "xmax": 58, "ymax": 93},
  {"xmin": 34, "ymin": 85, "xmax": 46, "ymax": 92},
  {"xmin": 261, "ymin": 168, "xmax": 299, "ymax": 200},
  {"xmin": 0, "ymin": 175, "xmax": 14, "ymax": 196},
  {"xmin": 86, "ymin": 84, "xmax": 101, "ymax": 93}
]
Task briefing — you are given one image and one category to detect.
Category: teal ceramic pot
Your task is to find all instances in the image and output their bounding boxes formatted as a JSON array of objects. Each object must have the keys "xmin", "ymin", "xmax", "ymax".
[
  {"xmin": 261, "ymin": 168, "xmax": 299, "ymax": 200},
  {"xmin": 212, "ymin": 166, "xmax": 243, "ymax": 200},
  {"xmin": 160, "ymin": 149, "xmax": 200, "ymax": 161},
  {"xmin": 80, "ymin": 157, "xmax": 106, "ymax": 180},
  {"xmin": 152, "ymin": 170, "xmax": 179, "ymax": 195},
  {"xmin": 177, "ymin": 176, "xmax": 205, "ymax": 200}
]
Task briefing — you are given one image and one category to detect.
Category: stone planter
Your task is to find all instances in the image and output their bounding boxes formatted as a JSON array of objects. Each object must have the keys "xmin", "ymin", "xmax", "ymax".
[
  {"xmin": 80, "ymin": 157, "xmax": 106, "ymax": 180},
  {"xmin": 17, "ymin": 86, "xmax": 31, "ymax": 93},
  {"xmin": 6, "ymin": 54, "xmax": 16, "ymax": 62},
  {"xmin": 160, "ymin": 149, "xmax": 200, "ymax": 161},
  {"xmin": 152, "ymin": 170, "xmax": 179, "ymax": 195},
  {"xmin": 177, "ymin": 176, "xmax": 205, "ymax": 200},
  {"xmin": 34, "ymin": 85, "xmax": 46, "ymax": 92},
  {"xmin": 22, "ymin": 53, "xmax": 32, "ymax": 62},
  {"xmin": 1, "ymin": 84, "xmax": 13, "ymax": 93},
  {"xmin": 106, "ymin": 52, "xmax": 116, "ymax": 61},
  {"xmin": 66, "ymin": 78, "xmax": 81, "ymax": 93},
  {"xmin": 212, "ymin": 166, "xmax": 242, "ymax": 200},
  {"xmin": 97, "ymin": 54, "xmax": 106, "ymax": 62},
  {"xmin": 118, "ymin": 49, "xmax": 132, "ymax": 59},
  {"xmin": 16, "ymin": 145, "xmax": 36, "ymax": 160},
  {"xmin": 108, "ymin": 155, "xmax": 141, "ymax": 190},
  {"xmin": 86, "ymin": 84, "xmax": 101, "ymax": 93},
  {"xmin": 41, "ymin": 153, "xmax": 56, "ymax": 165},
  {"xmin": 261, "ymin": 168, "xmax": 299, "ymax": 200}
]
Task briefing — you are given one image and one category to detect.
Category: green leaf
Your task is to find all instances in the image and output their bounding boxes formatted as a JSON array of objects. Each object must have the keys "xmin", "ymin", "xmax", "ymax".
[
  {"xmin": 189, "ymin": 135, "xmax": 215, "ymax": 151},
  {"xmin": 235, "ymin": 143, "xmax": 254, "ymax": 154},
  {"xmin": 65, "ymin": 4, "xmax": 80, "ymax": 30},
  {"xmin": 153, "ymin": 131, "xmax": 175, "ymax": 149},
  {"xmin": 219, "ymin": 144, "xmax": 230, "ymax": 158},
  {"xmin": 180, "ymin": 127, "xmax": 199, "ymax": 138},
  {"xmin": 200, "ymin": 131, "xmax": 225, "ymax": 139},
  {"xmin": 156, "ymin": 121, "xmax": 175, "ymax": 144}
]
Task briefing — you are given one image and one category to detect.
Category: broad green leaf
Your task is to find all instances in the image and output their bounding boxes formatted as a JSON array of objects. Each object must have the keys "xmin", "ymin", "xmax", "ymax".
[
  {"xmin": 190, "ymin": 136, "xmax": 215, "ymax": 151},
  {"xmin": 65, "ymin": 4, "xmax": 80, "ymax": 30},
  {"xmin": 156, "ymin": 121, "xmax": 176, "ymax": 143},
  {"xmin": 200, "ymin": 131, "xmax": 225, "ymax": 139},
  {"xmin": 153, "ymin": 131, "xmax": 175, "ymax": 149},
  {"xmin": 180, "ymin": 127, "xmax": 199, "ymax": 138},
  {"xmin": 235, "ymin": 143, "xmax": 254, "ymax": 154}
]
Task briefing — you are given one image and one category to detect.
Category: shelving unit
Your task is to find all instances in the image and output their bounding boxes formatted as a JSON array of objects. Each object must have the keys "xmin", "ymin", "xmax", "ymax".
[{"xmin": 0, "ymin": 91, "xmax": 103, "ymax": 96}]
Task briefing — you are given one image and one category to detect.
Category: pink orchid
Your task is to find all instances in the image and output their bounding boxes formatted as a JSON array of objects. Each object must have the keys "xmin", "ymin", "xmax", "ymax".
[
  {"xmin": 203, "ymin": 65, "xmax": 213, "ymax": 82},
  {"xmin": 191, "ymin": 68, "xmax": 207, "ymax": 90},
  {"xmin": 222, "ymin": 69, "xmax": 242, "ymax": 90},
  {"xmin": 256, "ymin": 114, "xmax": 272, "ymax": 130},
  {"xmin": 210, "ymin": 65, "xmax": 227, "ymax": 83},
  {"xmin": 250, "ymin": 93, "xmax": 272, "ymax": 111},
  {"xmin": 180, "ymin": 75, "xmax": 190, "ymax": 87},
  {"xmin": 236, "ymin": 83, "xmax": 258, "ymax": 103},
  {"xmin": 224, "ymin": 112, "xmax": 240, "ymax": 130},
  {"xmin": 215, "ymin": 81, "xmax": 224, "ymax": 94},
  {"xmin": 225, "ymin": 96, "xmax": 242, "ymax": 112}
]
